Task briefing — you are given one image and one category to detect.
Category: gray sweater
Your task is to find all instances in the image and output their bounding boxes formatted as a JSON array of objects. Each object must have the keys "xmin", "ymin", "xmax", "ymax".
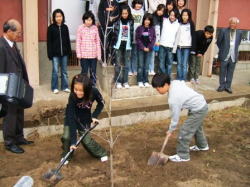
[{"xmin": 167, "ymin": 81, "xmax": 207, "ymax": 132}]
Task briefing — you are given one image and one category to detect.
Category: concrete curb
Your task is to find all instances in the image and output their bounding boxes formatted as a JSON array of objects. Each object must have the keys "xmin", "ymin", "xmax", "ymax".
[{"xmin": 0, "ymin": 97, "xmax": 248, "ymax": 142}]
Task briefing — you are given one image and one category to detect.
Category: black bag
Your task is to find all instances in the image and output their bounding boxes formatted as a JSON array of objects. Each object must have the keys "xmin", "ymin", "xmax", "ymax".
[{"xmin": 0, "ymin": 73, "xmax": 33, "ymax": 108}]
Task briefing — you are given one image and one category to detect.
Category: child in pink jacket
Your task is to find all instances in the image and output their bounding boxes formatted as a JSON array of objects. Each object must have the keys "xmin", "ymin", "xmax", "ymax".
[{"xmin": 76, "ymin": 11, "xmax": 101, "ymax": 85}]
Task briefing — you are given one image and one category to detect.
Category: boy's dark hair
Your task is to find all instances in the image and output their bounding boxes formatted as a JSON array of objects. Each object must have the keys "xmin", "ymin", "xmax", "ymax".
[
  {"xmin": 82, "ymin": 11, "xmax": 96, "ymax": 25},
  {"xmin": 177, "ymin": 0, "xmax": 186, "ymax": 7},
  {"xmin": 52, "ymin": 9, "xmax": 65, "ymax": 24},
  {"xmin": 119, "ymin": 5, "xmax": 134, "ymax": 21},
  {"xmin": 152, "ymin": 73, "xmax": 171, "ymax": 88},
  {"xmin": 70, "ymin": 74, "xmax": 93, "ymax": 102},
  {"xmin": 204, "ymin": 25, "xmax": 214, "ymax": 33},
  {"xmin": 180, "ymin": 8, "xmax": 193, "ymax": 24},
  {"xmin": 3, "ymin": 20, "xmax": 17, "ymax": 33},
  {"xmin": 142, "ymin": 13, "xmax": 154, "ymax": 27},
  {"xmin": 132, "ymin": 0, "xmax": 143, "ymax": 8}
]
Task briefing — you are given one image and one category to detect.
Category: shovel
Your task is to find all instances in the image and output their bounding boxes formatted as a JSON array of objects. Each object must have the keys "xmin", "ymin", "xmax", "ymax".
[
  {"xmin": 147, "ymin": 134, "xmax": 169, "ymax": 166},
  {"xmin": 42, "ymin": 122, "xmax": 98, "ymax": 184}
]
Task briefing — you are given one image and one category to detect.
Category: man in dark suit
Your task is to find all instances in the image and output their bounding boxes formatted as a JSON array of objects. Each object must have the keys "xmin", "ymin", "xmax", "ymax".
[
  {"xmin": 216, "ymin": 17, "xmax": 242, "ymax": 94},
  {"xmin": 0, "ymin": 19, "xmax": 33, "ymax": 154}
]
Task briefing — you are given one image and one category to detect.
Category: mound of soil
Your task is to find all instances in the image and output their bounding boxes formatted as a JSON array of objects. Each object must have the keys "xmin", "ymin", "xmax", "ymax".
[{"xmin": 0, "ymin": 107, "xmax": 250, "ymax": 186}]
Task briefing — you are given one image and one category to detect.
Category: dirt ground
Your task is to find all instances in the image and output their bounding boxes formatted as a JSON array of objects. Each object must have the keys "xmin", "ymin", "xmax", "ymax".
[{"xmin": 0, "ymin": 106, "xmax": 250, "ymax": 187}]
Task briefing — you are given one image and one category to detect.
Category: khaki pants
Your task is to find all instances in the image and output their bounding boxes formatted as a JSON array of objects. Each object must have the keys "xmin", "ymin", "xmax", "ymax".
[
  {"xmin": 61, "ymin": 126, "xmax": 107, "ymax": 159},
  {"xmin": 189, "ymin": 55, "xmax": 202, "ymax": 80},
  {"xmin": 177, "ymin": 105, "xmax": 208, "ymax": 159}
]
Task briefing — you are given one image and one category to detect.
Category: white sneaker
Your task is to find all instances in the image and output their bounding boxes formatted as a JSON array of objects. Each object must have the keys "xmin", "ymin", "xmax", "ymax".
[
  {"xmin": 128, "ymin": 72, "xmax": 133, "ymax": 76},
  {"xmin": 134, "ymin": 72, "xmax": 137, "ymax": 76},
  {"xmin": 123, "ymin": 83, "xmax": 130, "ymax": 89},
  {"xmin": 195, "ymin": 79, "xmax": 200, "ymax": 84},
  {"xmin": 144, "ymin": 82, "xmax": 150, "ymax": 87},
  {"xmin": 138, "ymin": 82, "xmax": 144, "ymax": 88},
  {"xmin": 61, "ymin": 158, "xmax": 69, "ymax": 165},
  {"xmin": 169, "ymin": 154, "xmax": 190, "ymax": 162},
  {"xmin": 63, "ymin": 88, "xmax": 70, "ymax": 93},
  {"xmin": 190, "ymin": 145, "xmax": 209, "ymax": 151},
  {"xmin": 101, "ymin": 156, "xmax": 108, "ymax": 162},
  {"xmin": 116, "ymin": 83, "xmax": 122, "ymax": 89},
  {"xmin": 149, "ymin": 71, "xmax": 155, "ymax": 75},
  {"xmin": 53, "ymin": 89, "xmax": 59, "ymax": 94},
  {"xmin": 190, "ymin": 78, "xmax": 195, "ymax": 84}
]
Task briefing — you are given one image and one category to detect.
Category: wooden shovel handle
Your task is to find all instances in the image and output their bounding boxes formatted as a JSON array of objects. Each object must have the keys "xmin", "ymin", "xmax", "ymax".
[{"xmin": 160, "ymin": 135, "xmax": 169, "ymax": 153}]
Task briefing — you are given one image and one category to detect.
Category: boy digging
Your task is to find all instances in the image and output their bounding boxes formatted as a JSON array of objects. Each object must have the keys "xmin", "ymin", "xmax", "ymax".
[{"xmin": 152, "ymin": 73, "xmax": 209, "ymax": 162}]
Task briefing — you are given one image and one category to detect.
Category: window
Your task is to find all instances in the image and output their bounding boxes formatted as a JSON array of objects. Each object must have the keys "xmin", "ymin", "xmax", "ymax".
[{"xmin": 242, "ymin": 31, "xmax": 250, "ymax": 42}]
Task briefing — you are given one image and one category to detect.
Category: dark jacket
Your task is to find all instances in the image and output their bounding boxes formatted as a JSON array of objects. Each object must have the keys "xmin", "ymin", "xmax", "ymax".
[
  {"xmin": 64, "ymin": 87, "xmax": 104, "ymax": 145},
  {"xmin": 136, "ymin": 25, "xmax": 156, "ymax": 51},
  {"xmin": 216, "ymin": 28, "xmax": 242, "ymax": 63},
  {"xmin": 98, "ymin": 0, "xmax": 119, "ymax": 28},
  {"xmin": 113, "ymin": 19, "xmax": 134, "ymax": 47},
  {"xmin": 191, "ymin": 30, "xmax": 213, "ymax": 55},
  {"xmin": 0, "ymin": 37, "xmax": 29, "ymax": 83},
  {"xmin": 47, "ymin": 24, "xmax": 71, "ymax": 60}
]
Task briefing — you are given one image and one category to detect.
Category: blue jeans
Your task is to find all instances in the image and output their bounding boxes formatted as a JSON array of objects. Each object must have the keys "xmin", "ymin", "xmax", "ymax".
[
  {"xmin": 80, "ymin": 58, "xmax": 97, "ymax": 85},
  {"xmin": 114, "ymin": 47, "xmax": 131, "ymax": 84},
  {"xmin": 137, "ymin": 50, "xmax": 153, "ymax": 83},
  {"xmin": 129, "ymin": 44, "xmax": 138, "ymax": 74},
  {"xmin": 177, "ymin": 48, "xmax": 190, "ymax": 80},
  {"xmin": 159, "ymin": 46, "xmax": 173, "ymax": 76},
  {"xmin": 149, "ymin": 51, "xmax": 155, "ymax": 72},
  {"xmin": 51, "ymin": 56, "xmax": 69, "ymax": 90}
]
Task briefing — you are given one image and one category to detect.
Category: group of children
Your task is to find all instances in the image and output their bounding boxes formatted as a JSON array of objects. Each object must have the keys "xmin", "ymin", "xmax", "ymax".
[
  {"xmin": 101, "ymin": 0, "xmax": 214, "ymax": 88},
  {"xmin": 47, "ymin": 0, "xmax": 214, "ymax": 92},
  {"xmin": 46, "ymin": 0, "xmax": 212, "ymax": 164}
]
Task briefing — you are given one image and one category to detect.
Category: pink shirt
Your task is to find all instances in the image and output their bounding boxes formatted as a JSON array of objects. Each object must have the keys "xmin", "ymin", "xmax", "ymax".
[{"xmin": 76, "ymin": 24, "xmax": 101, "ymax": 60}]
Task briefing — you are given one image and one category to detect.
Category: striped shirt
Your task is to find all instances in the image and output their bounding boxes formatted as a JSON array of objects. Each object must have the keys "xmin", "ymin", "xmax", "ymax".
[{"xmin": 76, "ymin": 24, "xmax": 101, "ymax": 60}]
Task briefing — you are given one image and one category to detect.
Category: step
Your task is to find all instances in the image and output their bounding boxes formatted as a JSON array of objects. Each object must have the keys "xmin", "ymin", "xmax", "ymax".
[
  {"xmin": 127, "ymin": 64, "xmax": 177, "ymax": 86},
  {"xmin": 127, "ymin": 74, "xmax": 153, "ymax": 86},
  {"xmin": 112, "ymin": 85, "xmax": 160, "ymax": 99}
]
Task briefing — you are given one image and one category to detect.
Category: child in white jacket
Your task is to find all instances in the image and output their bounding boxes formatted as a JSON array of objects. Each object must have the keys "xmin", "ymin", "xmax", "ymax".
[{"xmin": 159, "ymin": 9, "xmax": 179, "ymax": 76}]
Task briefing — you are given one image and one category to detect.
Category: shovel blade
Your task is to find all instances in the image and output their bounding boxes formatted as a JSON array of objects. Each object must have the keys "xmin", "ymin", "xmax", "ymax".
[
  {"xmin": 42, "ymin": 169, "xmax": 63, "ymax": 184},
  {"xmin": 147, "ymin": 152, "xmax": 169, "ymax": 166}
]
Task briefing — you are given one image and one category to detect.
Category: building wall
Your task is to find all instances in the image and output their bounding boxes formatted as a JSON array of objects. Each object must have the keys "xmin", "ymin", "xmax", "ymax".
[
  {"xmin": 218, "ymin": 0, "xmax": 250, "ymax": 30},
  {"xmin": 1, "ymin": 0, "xmax": 249, "ymax": 40},
  {"xmin": 38, "ymin": 0, "xmax": 48, "ymax": 41},
  {"xmin": 0, "ymin": 0, "xmax": 48, "ymax": 41},
  {"xmin": 0, "ymin": 0, "xmax": 23, "ymax": 40},
  {"xmin": 0, "ymin": 0, "xmax": 198, "ymax": 42},
  {"xmin": 188, "ymin": 0, "xmax": 198, "ymax": 24}
]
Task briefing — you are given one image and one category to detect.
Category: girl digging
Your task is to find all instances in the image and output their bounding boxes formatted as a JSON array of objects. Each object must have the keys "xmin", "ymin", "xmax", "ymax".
[
  {"xmin": 113, "ymin": 5, "xmax": 134, "ymax": 89},
  {"xmin": 47, "ymin": 9, "xmax": 71, "ymax": 94},
  {"xmin": 136, "ymin": 13, "xmax": 156, "ymax": 87},
  {"xmin": 61, "ymin": 74, "xmax": 108, "ymax": 164},
  {"xmin": 173, "ymin": 9, "xmax": 195, "ymax": 81},
  {"xmin": 76, "ymin": 11, "xmax": 101, "ymax": 86}
]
